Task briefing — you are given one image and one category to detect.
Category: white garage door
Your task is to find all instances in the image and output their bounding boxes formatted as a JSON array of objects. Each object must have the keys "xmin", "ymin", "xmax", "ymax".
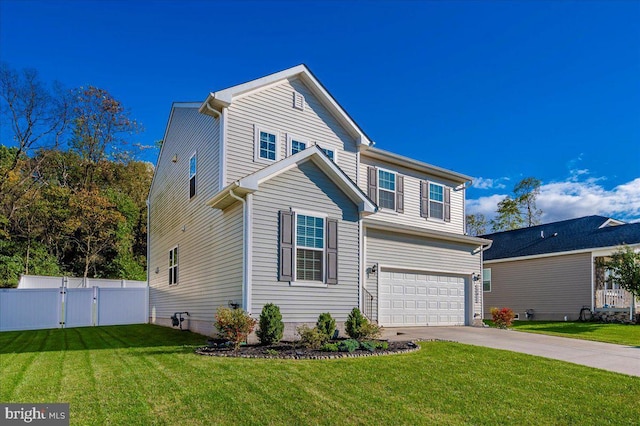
[{"xmin": 378, "ymin": 270, "xmax": 466, "ymax": 326}]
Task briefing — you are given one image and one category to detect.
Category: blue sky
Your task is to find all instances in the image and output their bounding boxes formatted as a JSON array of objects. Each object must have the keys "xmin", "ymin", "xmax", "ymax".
[{"xmin": 1, "ymin": 0, "xmax": 639, "ymax": 224}]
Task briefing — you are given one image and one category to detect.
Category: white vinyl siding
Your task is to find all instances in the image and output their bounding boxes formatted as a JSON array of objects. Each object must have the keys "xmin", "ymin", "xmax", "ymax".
[
  {"xmin": 252, "ymin": 161, "xmax": 360, "ymax": 322},
  {"xmin": 365, "ymin": 228, "xmax": 482, "ymax": 323},
  {"xmin": 149, "ymin": 106, "xmax": 243, "ymax": 336},
  {"xmin": 225, "ymin": 78, "xmax": 358, "ymax": 184},
  {"xmin": 359, "ymin": 156, "xmax": 465, "ymax": 234}
]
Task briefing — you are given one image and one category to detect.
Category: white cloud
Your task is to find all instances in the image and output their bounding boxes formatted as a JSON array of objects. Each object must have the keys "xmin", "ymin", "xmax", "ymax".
[
  {"xmin": 472, "ymin": 176, "xmax": 508, "ymax": 190},
  {"xmin": 467, "ymin": 177, "xmax": 640, "ymax": 224}
]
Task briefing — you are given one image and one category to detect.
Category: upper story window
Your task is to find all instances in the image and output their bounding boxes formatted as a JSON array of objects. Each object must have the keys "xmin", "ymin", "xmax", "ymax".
[
  {"xmin": 169, "ymin": 246, "xmax": 179, "ymax": 285},
  {"xmin": 288, "ymin": 134, "xmax": 307, "ymax": 155},
  {"xmin": 429, "ymin": 183, "xmax": 444, "ymax": 219},
  {"xmin": 482, "ymin": 268, "xmax": 491, "ymax": 292},
  {"xmin": 367, "ymin": 166, "xmax": 404, "ymax": 213},
  {"xmin": 296, "ymin": 214, "xmax": 325, "ymax": 282},
  {"xmin": 320, "ymin": 147, "xmax": 335, "ymax": 162},
  {"xmin": 254, "ymin": 125, "xmax": 280, "ymax": 162},
  {"xmin": 420, "ymin": 181, "xmax": 450, "ymax": 222},
  {"xmin": 378, "ymin": 169, "xmax": 396, "ymax": 210},
  {"xmin": 189, "ymin": 153, "xmax": 197, "ymax": 198}
]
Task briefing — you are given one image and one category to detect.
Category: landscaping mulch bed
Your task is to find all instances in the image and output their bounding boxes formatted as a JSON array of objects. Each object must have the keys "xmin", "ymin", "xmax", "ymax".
[{"xmin": 195, "ymin": 340, "xmax": 419, "ymax": 359}]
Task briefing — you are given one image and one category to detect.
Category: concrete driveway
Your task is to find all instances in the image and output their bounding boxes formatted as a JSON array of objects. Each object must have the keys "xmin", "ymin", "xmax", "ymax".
[{"xmin": 381, "ymin": 326, "xmax": 640, "ymax": 377}]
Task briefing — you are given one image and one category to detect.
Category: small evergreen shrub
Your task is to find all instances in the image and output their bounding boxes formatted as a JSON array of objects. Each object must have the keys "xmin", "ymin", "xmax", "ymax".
[
  {"xmin": 375, "ymin": 341, "xmax": 389, "ymax": 350},
  {"xmin": 256, "ymin": 303, "xmax": 284, "ymax": 345},
  {"xmin": 338, "ymin": 339, "xmax": 360, "ymax": 353},
  {"xmin": 296, "ymin": 325, "xmax": 328, "ymax": 349},
  {"xmin": 359, "ymin": 341, "xmax": 376, "ymax": 352},
  {"xmin": 490, "ymin": 307, "xmax": 515, "ymax": 328},
  {"xmin": 316, "ymin": 312, "xmax": 336, "ymax": 340},
  {"xmin": 320, "ymin": 342, "xmax": 339, "ymax": 352},
  {"xmin": 213, "ymin": 307, "xmax": 257, "ymax": 351},
  {"xmin": 345, "ymin": 308, "xmax": 367, "ymax": 339},
  {"xmin": 345, "ymin": 307, "xmax": 381, "ymax": 340}
]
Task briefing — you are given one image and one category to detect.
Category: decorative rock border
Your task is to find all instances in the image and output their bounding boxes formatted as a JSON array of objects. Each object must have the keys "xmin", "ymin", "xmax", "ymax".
[{"xmin": 195, "ymin": 341, "xmax": 420, "ymax": 360}]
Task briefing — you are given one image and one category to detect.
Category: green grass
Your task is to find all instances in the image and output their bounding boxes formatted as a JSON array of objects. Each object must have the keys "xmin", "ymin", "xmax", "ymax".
[
  {"xmin": 494, "ymin": 321, "xmax": 640, "ymax": 346},
  {"xmin": 1, "ymin": 325, "xmax": 638, "ymax": 425}
]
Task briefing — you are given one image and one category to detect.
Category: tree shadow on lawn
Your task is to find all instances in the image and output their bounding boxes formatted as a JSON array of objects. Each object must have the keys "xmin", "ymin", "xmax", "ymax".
[{"xmin": 0, "ymin": 324, "xmax": 208, "ymax": 354}]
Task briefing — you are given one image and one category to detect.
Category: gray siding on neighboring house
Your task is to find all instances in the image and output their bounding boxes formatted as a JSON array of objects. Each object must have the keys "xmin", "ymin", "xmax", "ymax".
[
  {"xmin": 365, "ymin": 228, "xmax": 483, "ymax": 321},
  {"xmin": 148, "ymin": 106, "xmax": 243, "ymax": 335},
  {"xmin": 483, "ymin": 252, "xmax": 592, "ymax": 321},
  {"xmin": 359, "ymin": 156, "xmax": 466, "ymax": 235},
  {"xmin": 251, "ymin": 160, "xmax": 360, "ymax": 322},
  {"xmin": 225, "ymin": 77, "xmax": 359, "ymax": 184}
]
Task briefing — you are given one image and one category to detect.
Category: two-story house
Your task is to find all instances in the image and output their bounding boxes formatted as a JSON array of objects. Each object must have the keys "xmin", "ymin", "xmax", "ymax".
[{"xmin": 148, "ymin": 65, "xmax": 490, "ymax": 337}]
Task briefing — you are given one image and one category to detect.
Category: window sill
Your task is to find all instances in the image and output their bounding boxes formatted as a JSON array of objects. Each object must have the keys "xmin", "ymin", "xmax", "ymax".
[
  {"xmin": 289, "ymin": 281, "xmax": 328, "ymax": 288},
  {"xmin": 378, "ymin": 208, "xmax": 400, "ymax": 216}
]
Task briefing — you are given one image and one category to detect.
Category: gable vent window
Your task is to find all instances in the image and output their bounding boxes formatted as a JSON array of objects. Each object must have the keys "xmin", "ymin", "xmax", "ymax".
[
  {"xmin": 293, "ymin": 92, "xmax": 305, "ymax": 111},
  {"xmin": 189, "ymin": 153, "xmax": 197, "ymax": 198}
]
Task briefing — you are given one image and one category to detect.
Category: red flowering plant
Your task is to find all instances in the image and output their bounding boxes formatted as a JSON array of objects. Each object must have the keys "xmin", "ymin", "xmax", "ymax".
[
  {"xmin": 214, "ymin": 307, "xmax": 257, "ymax": 351},
  {"xmin": 490, "ymin": 307, "xmax": 515, "ymax": 328}
]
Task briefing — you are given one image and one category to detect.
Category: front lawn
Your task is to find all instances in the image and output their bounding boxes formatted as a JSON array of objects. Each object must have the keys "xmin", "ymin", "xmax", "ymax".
[
  {"xmin": 1, "ymin": 325, "xmax": 638, "ymax": 425},
  {"xmin": 504, "ymin": 321, "xmax": 640, "ymax": 346}
]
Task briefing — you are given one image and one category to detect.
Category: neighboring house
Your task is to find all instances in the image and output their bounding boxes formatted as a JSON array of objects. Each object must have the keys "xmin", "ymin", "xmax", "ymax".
[
  {"xmin": 148, "ymin": 65, "xmax": 490, "ymax": 337},
  {"xmin": 482, "ymin": 216, "xmax": 640, "ymax": 322}
]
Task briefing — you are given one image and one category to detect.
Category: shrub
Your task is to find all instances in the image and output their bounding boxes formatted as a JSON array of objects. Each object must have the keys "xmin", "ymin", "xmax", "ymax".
[
  {"xmin": 213, "ymin": 306, "xmax": 257, "ymax": 351},
  {"xmin": 256, "ymin": 303, "xmax": 284, "ymax": 345},
  {"xmin": 375, "ymin": 341, "xmax": 389, "ymax": 350},
  {"xmin": 491, "ymin": 307, "xmax": 515, "ymax": 328},
  {"xmin": 316, "ymin": 312, "xmax": 336, "ymax": 340},
  {"xmin": 338, "ymin": 339, "xmax": 360, "ymax": 353},
  {"xmin": 345, "ymin": 307, "xmax": 381, "ymax": 340},
  {"xmin": 320, "ymin": 342, "xmax": 339, "ymax": 352},
  {"xmin": 296, "ymin": 325, "xmax": 328, "ymax": 349},
  {"xmin": 345, "ymin": 308, "xmax": 367, "ymax": 339},
  {"xmin": 359, "ymin": 341, "xmax": 376, "ymax": 352}
]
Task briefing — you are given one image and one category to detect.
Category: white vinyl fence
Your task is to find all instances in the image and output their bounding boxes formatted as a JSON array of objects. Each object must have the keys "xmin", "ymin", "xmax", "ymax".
[
  {"xmin": 18, "ymin": 274, "xmax": 147, "ymax": 289},
  {"xmin": 1, "ymin": 286, "xmax": 148, "ymax": 332}
]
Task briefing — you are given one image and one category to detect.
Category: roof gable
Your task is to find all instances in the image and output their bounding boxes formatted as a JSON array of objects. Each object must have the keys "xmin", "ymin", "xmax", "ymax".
[
  {"xmin": 208, "ymin": 145, "xmax": 376, "ymax": 213},
  {"xmin": 199, "ymin": 64, "xmax": 372, "ymax": 146},
  {"xmin": 482, "ymin": 216, "xmax": 640, "ymax": 261}
]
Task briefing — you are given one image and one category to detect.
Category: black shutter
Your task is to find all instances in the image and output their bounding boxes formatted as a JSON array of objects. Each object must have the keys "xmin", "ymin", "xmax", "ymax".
[
  {"xmin": 367, "ymin": 166, "xmax": 377, "ymax": 204},
  {"xmin": 396, "ymin": 175, "xmax": 404, "ymax": 213},
  {"xmin": 279, "ymin": 210, "xmax": 294, "ymax": 281},
  {"xmin": 444, "ymin": 187, "xmax": 451, "ymax": 222},
  {"xmin": 420, "ymin": 181, "xmax": 429, "ymax": 218},
  {"xmin": 189, "ymin": 176, "xmax": 196, "ymax": 198},
  {"xmin": 326, "ymin": 219, "xmax": 338, "ymax": 284}
]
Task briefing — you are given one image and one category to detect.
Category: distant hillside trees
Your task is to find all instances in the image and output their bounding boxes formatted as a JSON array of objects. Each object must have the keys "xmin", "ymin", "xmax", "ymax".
[{"xmin": 0, "ymin": 62, "xmax": 152, "ymax": 287}]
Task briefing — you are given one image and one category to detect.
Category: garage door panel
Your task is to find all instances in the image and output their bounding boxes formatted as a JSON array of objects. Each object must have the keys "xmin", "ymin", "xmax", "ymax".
[{"xmin": 379, "ymin": 269, "xmax": 466, "ymax": 327}]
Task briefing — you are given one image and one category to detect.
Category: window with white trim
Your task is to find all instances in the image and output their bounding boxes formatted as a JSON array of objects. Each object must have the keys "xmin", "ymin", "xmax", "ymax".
[
  {"xmin": 429, "ymin": 182, "xmax": 444, "ymax": 220},
  {"xmin": 295, "ymin": 214, "xmax": 325, "ymax": 282},
  {"xmin": 169, "ymin": 247, "xmax": 179, "ymax": 285},
  {"xmin": 378, "ymin": 169, "xmax": 396, "ymax": 210},
  {"xmin": 189, "ymin": 153, "xmax": 197, "ymax": 198},
  {"xmin": 483, "ymin": 268, "xmax": 491, "ymax": 292},
  {"xmin": 288, "ymin": 135, "xmax": 307, "ymax": 155},
  {"xmin": 254, "ymin": 126, "xmax": 279, "ymax": 162}
]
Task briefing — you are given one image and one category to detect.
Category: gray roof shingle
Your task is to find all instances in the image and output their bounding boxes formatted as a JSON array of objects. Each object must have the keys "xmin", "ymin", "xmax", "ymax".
[{"xmin": 481, "ymin": 215, "xmax": 640, "ymax": 261}]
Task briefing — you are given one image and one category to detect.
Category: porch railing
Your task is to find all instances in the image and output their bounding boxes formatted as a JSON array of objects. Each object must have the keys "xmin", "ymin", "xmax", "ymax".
[{"xmin": 595, "ymin": 289, "xmax": 632, "ymax": 309}]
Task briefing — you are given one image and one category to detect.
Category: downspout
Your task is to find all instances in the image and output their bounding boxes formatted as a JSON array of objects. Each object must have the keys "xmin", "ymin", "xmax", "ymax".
[{"xmin": 229, "ymin": 189, "xmax": 252, "ymax": 314}]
